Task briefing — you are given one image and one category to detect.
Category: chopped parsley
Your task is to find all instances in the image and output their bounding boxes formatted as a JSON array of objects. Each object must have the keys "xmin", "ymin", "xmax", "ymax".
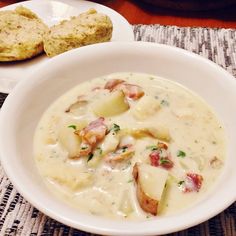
[
  {"xmin": 160, "ymin": 158, "xmax": 171, "ymax": 165},
  {"xmin": 127, "ymin": 179, "xmax": 133, "ymax": 183},
  {"xmin": 177, "ymin": 150, "xmax": 186, "ymax": 158},
  {"xmin": 160, "ymin": 99, "xmax": 169, "ymax": 106},
  {"xmin": 68, "ymin": 125, "xmax": 77, "ymax": 130},
  {"xmin": 146, "ymin": 145, "xmax": 158, "ymax": 151},
  {"xmin": 96, "ymin": 147, "xmax": 103, "ymax": 155},
  {"xmin": 87, "ymin": 153, "xmax": 94, "ymax": 162},
  {"xmin": 122, "ymin": 146, "xmax": 128, "ymax": 152},
  {"xmin": 110, "ymin": 123, "xmax": 120, "ymax": 133},
  {"xmin": 81, "ymin": 146, "xmax": 88, "ymax": 150},
  {"xmin": 178, "ymin": 180, "xmax": 185, "ymax": 187}
]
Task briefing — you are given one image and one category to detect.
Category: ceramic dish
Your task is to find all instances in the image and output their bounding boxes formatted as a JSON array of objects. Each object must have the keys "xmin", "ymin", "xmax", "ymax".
[
  {"xmin": 0, "ymin": 0, "xmax": 134, "ymax": 93},
  {"xmin": 0, "ymin": 42, "xmax": 235, "ymax": 236}
]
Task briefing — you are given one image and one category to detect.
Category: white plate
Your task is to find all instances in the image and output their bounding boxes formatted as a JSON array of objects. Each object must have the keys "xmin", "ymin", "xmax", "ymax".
[{"xmin": 0, "ymin": 0, "xmax": 134, "ymax": 93}]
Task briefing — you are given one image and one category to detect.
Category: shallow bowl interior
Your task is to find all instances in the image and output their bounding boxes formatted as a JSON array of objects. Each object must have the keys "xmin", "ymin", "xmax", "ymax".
[{"xmin": 0, "ymin": 42, "xmax": 236, "ymax": 236}]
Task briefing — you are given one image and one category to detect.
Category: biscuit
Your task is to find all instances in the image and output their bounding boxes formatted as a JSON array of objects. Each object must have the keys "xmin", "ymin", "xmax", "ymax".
[
  {"xmin": 43, "ymin": 9, "xmax": 113, "ymax": 57},
  {"xmin": 0, "ymin": 6, "xmax": 48, "ymax": 61}
]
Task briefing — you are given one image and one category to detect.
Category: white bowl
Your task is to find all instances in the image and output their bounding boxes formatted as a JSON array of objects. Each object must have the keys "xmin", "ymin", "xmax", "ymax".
[{"xmin": 0, "ymin": 42, "xmax": 236, "ymax": 236}]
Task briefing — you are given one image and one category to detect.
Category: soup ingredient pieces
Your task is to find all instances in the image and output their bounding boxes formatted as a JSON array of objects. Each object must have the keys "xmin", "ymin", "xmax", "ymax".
[
  {"xmin": 101, "ymin": 131, "xmax": 119, "ymax": 155},
  {"xmin": 58, "ymin": 125, "xmax": 81, "ymax": 158},
  {"xmin": 105, "ymin": 79, "xmax": 144, "ymax": 100},
  {"xmin": 42, "ymin": 161, "xmax": 94, "ymax": 190},
  {"xmin": 133, "ymin": 163, "xmax": 168, "ymax": 215},
  {"xmin": 65, "ymin": 99, "xmax": 88, "ymax": 116},
  {"xmin": 210, "ymin": 156, "xmax": 223, "ymax": 169},
  {"xmin": 178, "ymin": 173, "xmax": 203, "ymax": 193},
  {"xmin": 132, "ymin": 96, "xmax": 160, "ymax": 120},
  {"xmin": 115, "ymin": 83, "xmax": 144, "ymax": 100},
  {"xmin": 146, "ymin": 126, "xmax": 170, "ymax": 142},
  {"xmin": 119, "ymin": 190, "xmax": 133, "ymax": 216},
  {"xmin": 92, "ymin": 90, "xmax": 129, "ymax": 117},
  {"xmin": 149, "ymin": 143, "xmax": 174, "ymax": 169},
  {"xmin": 104, "ymin": 79, "xmax": 125, "ymax": 90},
  {"xmin": 177, "ymin": 150, "xmax": 186, "ymax": 158},
  {"xmin": 76, "ymin": 117, "xmax": 107, "ymax": 157},
  {"xmin": 109, "ymin": 123, "xmax": 120, "ymax": 133},
  {"xmin": 120, "ymin": 126, "xmax": 170, "ymax": 142},
  {"xmin": 68, "ymin": 125, "xmax": 77, "ymax": 130},
  {"xmin": 0, "ymin": 6, "xmax": 48, "ymax": 61},
  {"xmin": 43, "ymin": 9, "xmax": 113, "ymax": 57},
  {"xmin": 105, "ymin": 145, "xmax": 134, "ymax": 164}
]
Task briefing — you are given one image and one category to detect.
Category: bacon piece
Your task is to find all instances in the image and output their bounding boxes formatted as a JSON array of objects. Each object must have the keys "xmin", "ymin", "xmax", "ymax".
[
  {"xmin": 185, "ymin": 173, "xmax": 203, "ymax": 192},
  {"xmin": 149, "ymin": 151, "xmax": 173, "ymax": 169},
  {"xmin": 180, "ymin": 173, "xmax": 203, "ymax": 193},
  {"xmin": 104, "ymin": 79, "xmax": 125, "ymax": 90},
  {"xmin": 76, "ymin": 117, "xmax": 107, "ymax": 157},
  {"xmin": 150, "ymin": 151, "xmax": 160, "ymax": 167},
  {"xmin": 157, "ymin": 142, "xmax": 168, "ymax": 150},
  {"xmin": 115, "ymin": 83, "xmax": 144, "ymax": 100},
  {"xmin": 149, "ymin": 142, "xmax": 173, "ymax": 169},
  {"xmin": 104, "ymin": 79, "xmax": 144, "ymax": 100},
  {"xmin": 79, "ymin": 117, "xmax": 107, "ymax": 145}
]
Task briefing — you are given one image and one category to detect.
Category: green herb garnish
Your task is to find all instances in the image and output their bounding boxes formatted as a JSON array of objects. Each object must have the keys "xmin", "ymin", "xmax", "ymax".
[
  {"xmin": 96, "ymin": 147, "xmax": 103, "ymax": 155},
  {"xmin": 178, "ymin": 180, "xmax": 185, "ymax": 187},
  {"xmin": 68, "ymin": 125, "xmax": 77, "ymax": 130},
  {"xmin": 146, "ymin": 145, "xmax": 158, "ymax": 151},
  {"xmin": 87, "ymin": 153, "xmax": 94, "ymax": 162},
  {"xmin": 122, "ymin": 146, "xmax": 128, "ymax": 152},
  {"xmin": 127, "ymin": 179, "xmax": 133, "ymax": 183},
  {"xmin": 177, "ymin": 150, "xmax": 186, "ymax": 158},
  {"xmin": 160, "ymin": 158, "xmax": 171, "ymax": 165},
  {"xmin": 110, "ymin": 123, "xmax": 120, "ymax": 133},
  {"xmin": 161, "ymin": 99, "xmax": 169, "ymax": 106}
]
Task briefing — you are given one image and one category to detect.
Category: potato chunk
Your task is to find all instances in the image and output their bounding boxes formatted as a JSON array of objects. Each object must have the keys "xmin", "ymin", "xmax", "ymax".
[
  {"xmin": 146, "ymin": 126, "xmax": 171, "ymax": 142},
  {"xmin": 119, "ymin": 190, "xmax": 133, "ymax": 216},
  {"xmin": 92, "ymin": 90, "xmax": 129, "ymax": 117},
  {"xmin": 58, "ymin": 125, "xmax": 81, "ymax": 158},
  {"xmin": 133, "ymin": 163, "xmax": 168, "ymax": 215},
  {"xmin": 120, "ymin": 125, "xmax": 170, "ymax": 142},
  {"xmin": 101, "ymin": 132, "xmax": 119, "ymax": 155},
  {"xmin": 132, "ymin": 96, "xmax": 160, "ymax": 120},
  {"xmin": 58, "ymin": 119, "xmax": 87, "ymax": 158},
  {"xmin": 41, "ymin": 160, "xmax": 93, "ymax": 191}
]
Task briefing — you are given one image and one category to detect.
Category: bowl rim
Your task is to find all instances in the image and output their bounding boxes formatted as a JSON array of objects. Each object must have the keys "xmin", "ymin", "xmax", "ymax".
[{"xmin": 0, "ymin": 41, "xmax": 236, "ymax": 236}]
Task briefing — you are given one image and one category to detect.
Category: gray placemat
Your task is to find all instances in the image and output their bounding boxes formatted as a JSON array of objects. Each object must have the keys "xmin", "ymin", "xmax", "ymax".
[{"xmin": 0, "ymin": 25, "xmax": 235, "ymax": 236}]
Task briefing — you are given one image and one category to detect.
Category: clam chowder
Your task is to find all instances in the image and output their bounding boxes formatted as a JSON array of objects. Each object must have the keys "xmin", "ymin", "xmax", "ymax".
[{"xmin": 34, "ymin": 73, "xmax": 225, "ymax": 219}]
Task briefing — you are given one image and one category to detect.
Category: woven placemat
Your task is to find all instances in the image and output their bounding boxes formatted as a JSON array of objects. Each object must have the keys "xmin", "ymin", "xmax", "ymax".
[{"xmin": 0, "ymin": 25, "xmax": 235, "ymax": 236}]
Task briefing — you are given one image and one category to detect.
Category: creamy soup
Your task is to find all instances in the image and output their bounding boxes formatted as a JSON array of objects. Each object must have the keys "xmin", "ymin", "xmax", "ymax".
[{"xmin": 34, "ymin": 73, "xmax": 225, "ymax": 220}]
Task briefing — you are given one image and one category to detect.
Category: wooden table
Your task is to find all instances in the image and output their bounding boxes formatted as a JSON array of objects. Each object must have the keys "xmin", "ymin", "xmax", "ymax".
[{"xmin": 1, "ymin": 0, "xmax": 236, "ymax": 28}]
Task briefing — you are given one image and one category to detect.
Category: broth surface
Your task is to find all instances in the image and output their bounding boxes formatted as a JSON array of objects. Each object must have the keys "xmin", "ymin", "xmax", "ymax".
[{"xmin": 34, "ymin": 73, "xmax": 225, "ymax": 219}]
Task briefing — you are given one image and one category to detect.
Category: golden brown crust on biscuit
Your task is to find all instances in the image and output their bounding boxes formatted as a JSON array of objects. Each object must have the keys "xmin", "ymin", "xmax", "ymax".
[
  {"xmin": 43, "ymin": 9, "xmax": 113, "ymax": 57},
  {"xmin": 0, "ymin": 6, "xmax": 48, "ymax": 62}
]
